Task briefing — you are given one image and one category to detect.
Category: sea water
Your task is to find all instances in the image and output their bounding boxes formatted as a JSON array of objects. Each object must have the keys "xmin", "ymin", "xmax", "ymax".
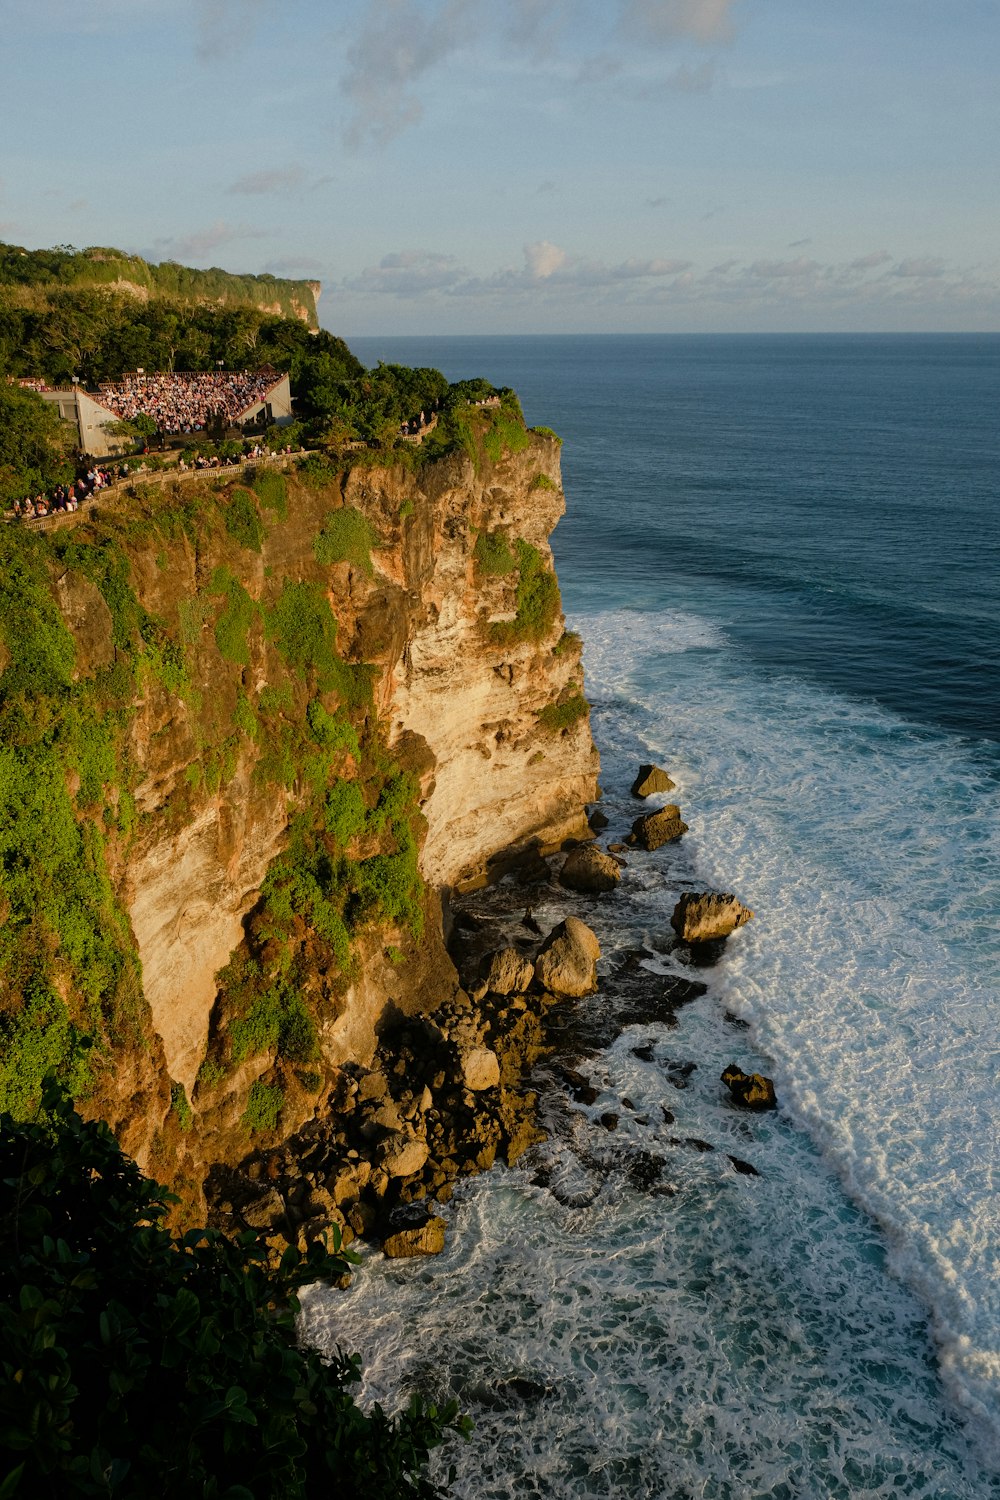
[{"xmin": 302, "ymin": 336, "xmax": 1000, "ymax": 1496}]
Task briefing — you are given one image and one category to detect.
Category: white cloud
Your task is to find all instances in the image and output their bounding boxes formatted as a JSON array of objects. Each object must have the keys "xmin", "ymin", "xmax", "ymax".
[
  {"xmin": 892, "ymin": 257, "xmax": 947, "ymax": 279},
  {"xmin": 341, "ymin": 0, "xmax": 480, "ymax": 148},
  {"xmin": 525, "ymin": 240, "xmax": 570, "ymax": 279},
  {"xmin": 345, "ymin": 250, "xmax": 466, "ymax": 296},
  {"xmin": 620, "ymin": 0, "xmax": 739, "ymax": 45}
]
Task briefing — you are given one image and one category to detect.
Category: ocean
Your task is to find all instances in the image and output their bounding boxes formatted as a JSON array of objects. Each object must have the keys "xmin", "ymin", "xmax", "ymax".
[{"xmin": 302, "ymin": 335, "xmax": 1000, "ymax": 1497}]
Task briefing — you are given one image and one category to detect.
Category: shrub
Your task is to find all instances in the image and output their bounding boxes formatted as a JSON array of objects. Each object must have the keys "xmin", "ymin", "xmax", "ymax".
[
  {"xmin": 211, "ymin": 567, "xmax": 258, "ymax": 667},
  {"xmin": 314, "ymin": 507, "xmax": 379, "ymax": 576},
  {"xmin": 473, "ymin": 529, "xmax": 518, "ymax": 577},
  {"xmin": 0, "ymin": 1084, "xmax": 465, "ymax": 1498},
  {"xmin": 530, "ymin": 472, "xmax": 557, "ymax": 492},
  {"xmin": 490, "ymin": 539, "xmax": 561, "ymax": 645},
  {"xmin": 244, "ymin": 1079, "xmax": 285, "ymax": 1132},
  {"xmin": 170, "ymin": 1080, "xmax": 194, "ymax": 1131},
  {"xmin": 537, "ymin": 692, "xmax": 589, "ymax": 734},
  {"xmin": 250, "ymin": 467, "xmax": 288, "ymax": 520},
  {"xmin": 224, "ymin": 488, "xmax": 266, "ymax": 553}
]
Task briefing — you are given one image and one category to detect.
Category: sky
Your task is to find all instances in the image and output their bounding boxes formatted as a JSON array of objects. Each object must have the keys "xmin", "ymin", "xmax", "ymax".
[{"xmin": 2, "ymin": 0, "xmax": 999, "ymax": 334}]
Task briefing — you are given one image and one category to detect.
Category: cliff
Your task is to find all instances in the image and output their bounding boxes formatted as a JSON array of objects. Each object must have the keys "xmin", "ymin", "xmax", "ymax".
[
  {"xmin": 0, "ymin": 242, "xmax": 320, "ymax": 327},
  {"xmin": 0, "ymin": 422, "xmax": 598, "ymax": 1212}
]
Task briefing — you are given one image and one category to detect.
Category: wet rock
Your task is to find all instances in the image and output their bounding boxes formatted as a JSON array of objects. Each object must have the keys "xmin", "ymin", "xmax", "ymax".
[
  {"xmin": 624, "ymin": 1151, "xmax": 667, "ymax": 1191},
  {"xmin": 630, "ymin": 805, "xmax": 688, "ymax": 850},
  {"xmin": 631, "ymin": 764, "xmax": 676, "ymax": 798},
  {"xmin": 599, "ymin": 1112, "xmax": 619, "ymax": 1131},
  {"xmin": 559, "ymin": 844, "xmax": 622, "ymax": 894},
  {"xmin": 724, "ymin": 1011, "xmax": 750, "ymax": 1030},
  {"xmin": 670, "ymin": 892, "xmax": 753, "ymax": 944},
  {"xmin": 558, "ymin": 1066, "xmax": 600, "ymax": 1106},
  {"xmin": 661, "ymin": 1106, "xmax": 675, "ymax": 1125},
  {"xmin": 381, "ymin": 1210, "xmax": 447, "ymax": 1259},
  {"xmin": 588, "ymin": 808, "xmax": 610, "ymax": 832},
  {"xmin": 631, "ymin": 1044, "xmax": 656, "ymax": 1062},
  {"xmin": 728, "ymin": 1155, "xmax": 760, "ymax": 1177},
  {"xmin": 522, "ymin": 909, "xmax": 543, "ymax": 935},
  {"xmin": 534, "ymin": 916, "xmax": 601, "ymax": 997},
  {"xmin": 484, "ymin": 946, "xmax": 535, "ymax": 995},
  {"xmin": 721, "ymin": 1064, "xmax": 777, "ymax": 1111}
]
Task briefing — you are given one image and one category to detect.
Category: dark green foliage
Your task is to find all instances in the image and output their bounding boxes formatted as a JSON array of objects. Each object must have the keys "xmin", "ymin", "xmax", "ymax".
[
  {"xmin": 0, "ymin": 1084, "xmax": 464, "ymax": 1498},
  {"xmin": 223, "ymin": 956, "xmax": 320, "ymax": 1067},
  {"xmin": 223, "ymin": 489, "xmax": 265, "ymax": 553},
  {"xmin": 529, "ymin": 426, "xmax": 562, "ymax": 443},
  {"xmin": 536, "ymin": 692, "xmax": 589, "ymax": 733},
  {"xmin": 170, "ymin": 1081, "xmax": 193, "ymax": 1131},
  {"xmin": 323, "ymin": 779, "xmax": 367, "ymax": 846},
  {"xmin": 0, "ymin": 383, "xmax": 74, "ymax": 505},
  {"xmin": 244, "ymin": 1079, "xmax": 285, "ymax": 1132},
  {"xmin": 530, "ymin": 472, "xmax": 558, "ymax": 492},
  {"xmin": 481, "ymin": 394, "xmax": 532, "ymax": 464},
  {"xmin": 249, "ymin": 467, "xmax": 288, "ymax": 520},
  {"xmin": 306, "ymin": 701, "xmax": 360, "ymax": 758},
  {"xmin": 473, "ymin": 528, "xmax": 518, "ymax": 577},
  {"xmin": 211, "ymin": 568, "xmax": 258, "ymax": 667},
  {"xmin": 490, "ymin": 539, "xmax": 561, "ymax": 644},
  {"xmin": 314, "ymin": 507, "xmax": 379, "ymax": 575},
  {"xmin": 266, "ymin": 581, "xmax": 374, "ymax": 709}
]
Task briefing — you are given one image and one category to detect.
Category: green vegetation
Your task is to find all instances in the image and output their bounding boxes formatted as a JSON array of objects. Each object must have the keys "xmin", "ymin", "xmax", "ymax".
[
  {"xmin": 211, "ymin": 567, "xmax": 259, "ymax": 667},
  {"xmin": 0, "ymin": 1084, "xmax": 464, "ymax": 1498},
  {"xmin": 473, "ymin": 528, "xmax": 518, "ymax": 577},
  {"xmin": 490, "ymin": 539, "xmax": 561, "ymax": 645},
  {"xmin": 314, "ymin": 506, "xmax": 380, "ymax": 575},
  {"xmin": 529, "ymin": 426, "xmax": 562, "ymax": 443},
  {"xmin": 530, "ymin": 472, "xmax": 558, "ymax": 492},
  {"xmin": 0, "ymin": 382, "xmax": 74, "ymax": 507},
  {"xmin": 537, "ymin": 691, "xmax": 589, "ymax": 734},
  {"xmin": 243, "ymin": 1080, "xmax": 286, "ymax": 1132},
  {"xmin": 170, "ymin": 1081, "xmax": 194, "ymax": 1131},
  {"xmin": 224, "ymin": 488, "xmax": 266, "ymax": 553},
  {"xmin": 250, "ymin": 466, "xmax": 288, "ymax": 520}
]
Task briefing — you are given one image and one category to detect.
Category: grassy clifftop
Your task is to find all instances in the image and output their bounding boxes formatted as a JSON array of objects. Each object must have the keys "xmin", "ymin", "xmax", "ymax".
[{"xmin": 0, "ymin": 242, "xmax": 320, "ymax": 326}]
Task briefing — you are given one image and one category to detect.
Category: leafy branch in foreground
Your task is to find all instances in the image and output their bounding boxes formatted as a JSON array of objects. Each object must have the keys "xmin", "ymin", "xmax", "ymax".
[{"xmin": 0, "ymin": 1083, "xmax": 468, "ymax": 1499}]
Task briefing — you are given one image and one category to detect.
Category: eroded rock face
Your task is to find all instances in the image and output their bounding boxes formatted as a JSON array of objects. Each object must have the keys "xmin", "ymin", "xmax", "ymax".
[
  {"xmin": 484, "ymin": 947, "xmax": 535, "ymax": 996},
  {"xmin": 381, "ymin": 1214, "xmax": 447, "ymax": 1259},
  {"xmin": 670, "ymin": 893, "xmax": 754, "ymax": 944},
  {"xmin": 631, "ymin": 764, "xmax": 675, "ymax": 798},
  {"xmin": 534, "ymin": 916, "xmax": 601, "ymax": 996},
  {"xmin": 559, "ymin": 844, "xmax": 622, "ymax": 893},
  {"xmin": 631, "ymin": 805, "xmax": 689, "ymax": 850}
]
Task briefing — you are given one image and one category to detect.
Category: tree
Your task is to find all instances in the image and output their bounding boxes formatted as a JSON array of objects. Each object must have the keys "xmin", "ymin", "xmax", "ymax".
[
  {"xmin": 0, "ymin": 383, "xmax": 74, "ymax": 505},
  {"xmin": 0, "ymin": 1084, "xmax": 466, "ymax": 1499}
]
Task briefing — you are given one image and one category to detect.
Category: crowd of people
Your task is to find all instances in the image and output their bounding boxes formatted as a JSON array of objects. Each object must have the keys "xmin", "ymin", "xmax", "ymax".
[
  {"xmin": 8, "ymin": 463, "xmax": 123, "ymax": 519},
  {"xmin": 97, "ymin": 369, "xmax": 282, "ymax": 434}
]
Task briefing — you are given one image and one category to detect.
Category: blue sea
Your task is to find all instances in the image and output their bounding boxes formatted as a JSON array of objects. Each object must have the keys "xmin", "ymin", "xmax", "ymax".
[{"xmin": 303, "ymin": 336, "xmax": 1000, "ymax": 1497}]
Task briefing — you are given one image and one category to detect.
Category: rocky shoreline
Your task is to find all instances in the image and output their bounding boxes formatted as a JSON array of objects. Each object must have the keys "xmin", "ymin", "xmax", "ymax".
[{"xmin": 207, "ymin": 767, "xmax": 769, "ymax": 1265}]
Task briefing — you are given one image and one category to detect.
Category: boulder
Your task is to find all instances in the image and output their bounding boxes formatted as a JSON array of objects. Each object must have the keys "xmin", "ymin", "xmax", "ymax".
[
  {"xmin": 241, "ymin": 1186, "xmax": 284, "ymax": 1230},
  {"xmin": 559, "ymin": 844, "xmax": 622, "ymax": 894},
  {"xmin": 534, "ymin": 916, "xmax": 601, "ymax": 997},
  {"xmin": 671, "ymin": 892, "xmax": 753, "ymax": 944},
  {"xmin": 381, "ymin": 1215, "xmax": 447, "ymax": 1259},
  {"xmin": 378, "ymin": 1136, "xmax": 431, "ymax": 1178},
  {"xmin": 721, "ymin": 1064, "xmax": 777, "ymax": 1111},
  {"xmin": 588, "ymin": 807, "xmax": 610, "ymax": 831},
  {"xmin": 484, "ymin": 946, "xmax": 535, "ymax": 995},
  {"xmin": 631, "ymin": 764, "xmax": 676, "ymax": 798},
  {"xmin": 630, "ymin": 806, "xmax": 688, "ymax": 850},
  {"xmin": 463, "ymin": 1047, "xmax": 501, "ymax": 1091}
]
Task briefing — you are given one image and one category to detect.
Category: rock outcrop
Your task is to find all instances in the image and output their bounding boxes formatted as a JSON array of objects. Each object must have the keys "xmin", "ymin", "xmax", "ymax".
[
  {"xmin": 534, "ymin": 916, "xmax": 601, "ymax": 996},
  {"xmin": 631, "ymin": 764, "xmax": 675, "ymax": 798},
  {"xmin": 559, "ymin": 843, "xmax": 622, "ymax": 893},
  {"xmin": 670, "ymin": 892, "xmax": 753, "ymax": 944},
  {"xmin": 630, "ymin": 805, "xmax": 689, "ymax": 850},
  {"xmin": 721, "ymin": 1064, "xmax": 777, "ymax": 1110}
]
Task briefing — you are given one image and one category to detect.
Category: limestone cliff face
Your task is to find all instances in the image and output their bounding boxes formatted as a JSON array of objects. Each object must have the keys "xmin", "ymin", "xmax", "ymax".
[{"xmin": 41, "ymin": 434, "xmax": 597, "ymax": 1186}]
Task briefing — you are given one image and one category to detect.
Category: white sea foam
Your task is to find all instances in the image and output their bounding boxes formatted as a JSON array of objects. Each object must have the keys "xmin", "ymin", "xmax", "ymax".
[{"xmin": 580, "ymin": 606, "xmax": 1000, "ymax": 1460}]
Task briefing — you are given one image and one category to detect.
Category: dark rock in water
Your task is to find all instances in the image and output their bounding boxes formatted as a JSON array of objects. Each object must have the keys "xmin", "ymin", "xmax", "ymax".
[
  {"xmin": 380, "ymin": 1203, "xmax": 447, "ymax": 1258},
  {"xmin": 724, "ymin": 1011, "xmax": 750, "ymax": 1030},
  {"xmin": 631, "ymin": 1044, "xmax": 656, "ymax": 1062},
  {"xmin": 631, "ymin": 805, "xmax": 688, "ymax": 850},
  {"xmin": 721, "ymin": 1064, "xmax": 777, "ymax": 1111},
  {"xmin": 522, "ymin": 908, "xmax": 543, "ymax": 935},
  {"xmin": 661, "ymin": 1106, "xmax": 675, "ymax": 1125},
  {"xmin": 728, "ymin": 1155, "xmax": 760, "ymax": 1177},
  {"xmin": 666, "ymin": 1059, "xmax": 697, "ymax": 1079},
  {"xmin": 671, "ymin": 1136, "xmax": 714, "ymax": 1153},
  {"xmin": 559, "ymin": 843, "xmax": 621, "ymax": 894},
  {"xmin": 631, "ymin": 764, "xmax": 676, "ymax": 798},
  {"xmin": 557, "ymin": 1065, "xmax": 600, "ymax": 1106},
  {"xmin": 621, "ymin": 1097, "xmax": 636, "ymax": 1112},
  {"xmin": 588, "ymin": 807, "xmax": 610, "ymax": 831},
  {"xmin": 624, "ymin": 1150, "xmax": 667, "ymax": 1191},
  {"xmin": 467, "ymin": 1376, "xmax": 552, "ymax": 1410},
  {"xmin": 676, "ymin": 937, "xmax": 728, "ymax": 969},
  {"xmin": 599, "ymin": 1112, "xmax": 619, "ymax": 1131},
  {"xmin": 670, "ymin": 891, "xmax": 753, "ymax": 944},
  {"xmin": 608, "ymin": 842, "xmax": 629, "ymax": 854}
]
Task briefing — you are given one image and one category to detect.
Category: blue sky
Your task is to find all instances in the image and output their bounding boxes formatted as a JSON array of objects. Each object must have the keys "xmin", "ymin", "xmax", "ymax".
[{"xmin": 3, "ymin": 0, "xmax": 999, "ymax": 333}]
